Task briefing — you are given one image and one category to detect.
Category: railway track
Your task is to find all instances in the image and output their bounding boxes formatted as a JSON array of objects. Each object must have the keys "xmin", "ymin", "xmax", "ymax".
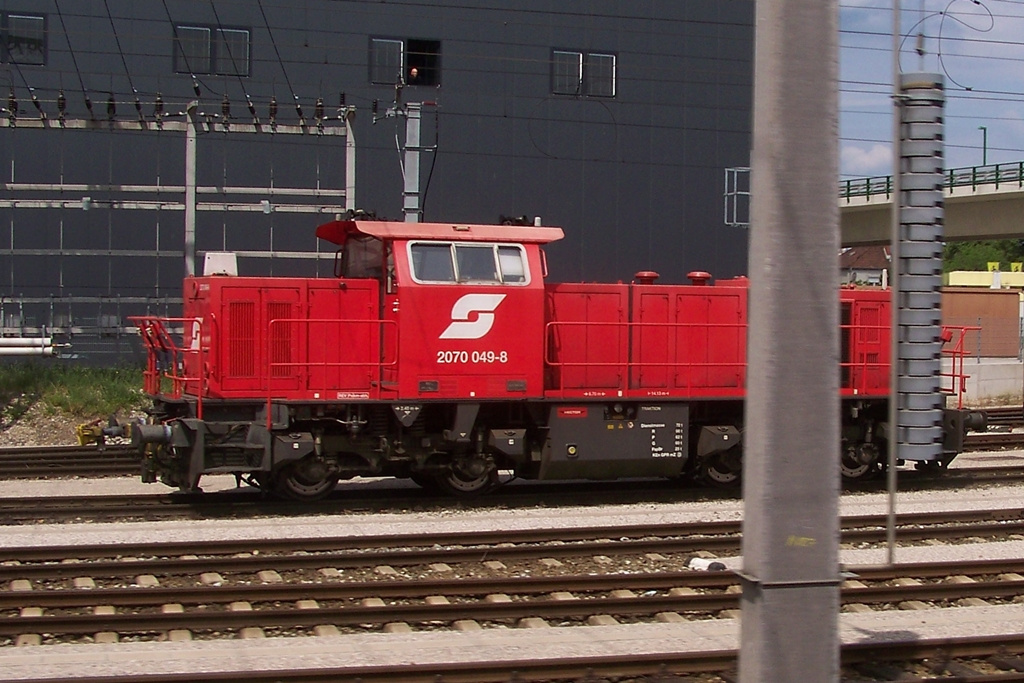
[
  {"xmin": 3, "ymin": 462, "xmax": 1024, "ymax": 524},
  {"xmin": 967, "ymin": 431, "xmax": 1024, "ymax": 450},
  {"xmin": 2, "ymin": 507, "xmax": 1022, "ymax": 573},
  {"xmin": 981, "ymin": 405, "xmax": 1024, "ymax": 427},
  {"xmin": 0, "ymin": 444, "xmax": 137, "ymax": 479},
  {"xmin": 4, "ymin": 544, "xmax": 1024, "ymax": 681}
]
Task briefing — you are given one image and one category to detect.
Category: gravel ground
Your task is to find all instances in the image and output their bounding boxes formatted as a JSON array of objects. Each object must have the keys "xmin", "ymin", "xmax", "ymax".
[{"xmin": 0, "ymin": 402, "xmax": 82, "ymax": 448}]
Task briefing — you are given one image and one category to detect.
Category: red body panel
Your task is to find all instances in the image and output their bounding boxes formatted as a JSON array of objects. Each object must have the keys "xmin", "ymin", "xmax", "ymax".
[
  {"xmin": 182, "ymin": 277, "xmax": 384, "ymax": 400},
  {"xmin": 544, "ymin": 279, "xmax": 748, "ymax": 399},
  {"xmin": 840, "ymin": 287, "xmax": 890, "ymax": 397},
  {"xmin": 148, "ymin": 222, "xmax": 910, "ymax": 407},
  {"xmin": 175, "ymin": 273, "xmax": 898, "ymax": 403}
]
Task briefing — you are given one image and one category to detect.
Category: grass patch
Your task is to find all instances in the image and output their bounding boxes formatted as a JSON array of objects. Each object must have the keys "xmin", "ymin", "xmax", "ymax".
[{"xmin": 0, "ymin": 363, "xmax": 146, "ymax": 425}]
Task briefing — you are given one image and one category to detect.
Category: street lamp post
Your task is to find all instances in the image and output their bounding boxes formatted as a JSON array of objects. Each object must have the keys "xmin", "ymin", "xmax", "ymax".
[{"xmin": 979, "ymin": 125, "xmax": 988, "ymax": 166}]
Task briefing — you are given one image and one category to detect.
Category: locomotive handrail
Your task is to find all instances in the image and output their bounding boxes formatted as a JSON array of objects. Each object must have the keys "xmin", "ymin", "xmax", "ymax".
[
  {"xmin": 128, "ymin": 315, "xmax": 206, "ymax": 419},
  {"xmin": 941, "ymin": 324, "xmax": 980, "ymax": 410},
  {"xmin": 544, "ymin": 319, "xmax": 747, "ymax": 397},
  {"xmin": 263, "ymin": 317, "xmax": 398, "ymax": 429},
  {"xmin": 544, "ymin": 318, "xmax": 976, "ymax": 405}
]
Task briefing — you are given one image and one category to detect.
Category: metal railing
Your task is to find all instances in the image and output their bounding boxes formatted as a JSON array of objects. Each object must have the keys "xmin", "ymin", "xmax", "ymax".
[
  {"xmin": 840, "ymin": 162, "xmax": 1024, "ymax": 201},
  {"xmin": 130, "ymin": 316, "xmax": 206, "ymax": 419}
]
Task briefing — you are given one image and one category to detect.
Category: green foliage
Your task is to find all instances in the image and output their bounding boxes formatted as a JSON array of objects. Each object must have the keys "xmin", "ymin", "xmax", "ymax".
[
  {"xmin": 943, "ymin": 239, "xmax": 1024, "ymax": 273},
  {"xmin": 0, "ymin": 363, "xmax": 145, "ymax": 424}
]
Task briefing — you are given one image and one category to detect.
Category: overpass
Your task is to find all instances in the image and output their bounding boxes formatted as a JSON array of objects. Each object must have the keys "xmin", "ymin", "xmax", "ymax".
[{"xmin": 840, "ymin": 163, "xmax": 1024, "ymax": 246}]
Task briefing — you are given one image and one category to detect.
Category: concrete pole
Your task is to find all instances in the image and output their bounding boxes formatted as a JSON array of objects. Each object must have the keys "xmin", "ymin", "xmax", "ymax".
[
  {"xmin": 403, "ymin": 102, "xmax": 422, "ymax": 223},
  {"xmin": 739, "ymin": 0, "xmax": 840, "ymax": 680},
  {"xmin": 184, "ymin": 101, "xmax": 198, "ymax": 277}
]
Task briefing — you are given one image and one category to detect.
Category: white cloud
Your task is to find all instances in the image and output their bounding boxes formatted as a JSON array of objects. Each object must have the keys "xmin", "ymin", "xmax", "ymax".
[{"xmin": 841, "ymin": 142, "xmax": 893, "ymax": 177}]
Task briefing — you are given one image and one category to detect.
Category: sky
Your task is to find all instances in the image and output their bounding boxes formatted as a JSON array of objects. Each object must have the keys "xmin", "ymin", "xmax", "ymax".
[{"xmin": 839, "ymin": 0, "xmax": 1024, "ymax": 179}]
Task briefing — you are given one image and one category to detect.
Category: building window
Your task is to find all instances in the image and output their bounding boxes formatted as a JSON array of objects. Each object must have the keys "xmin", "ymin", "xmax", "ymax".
[
  {"xmin": 2, "ymin": 13, "xmax": 46, "ymax": 66},
  {"xmin": 552, "ymin": 51, "xmax": 582, "ymax": 95},
  {"xmin": 551, "ymin": 49, "xmax": 616, "ymax": 98},
  {"xmin": 370, "ymin": 37, "xmax": 441, "ymax": 86},
  {"xmin": 174, "ymin": 24, "xmax": 250, "ymax": 76},
  {"xmin": 216, "ymin": 28, "xmax": 250, "ymax": 76}
]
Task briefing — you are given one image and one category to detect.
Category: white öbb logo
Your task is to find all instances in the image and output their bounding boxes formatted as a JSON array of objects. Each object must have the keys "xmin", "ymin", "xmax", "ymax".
[{"xmin": 440, "ymin": 293, "xmax": 506, "ymax": 340}]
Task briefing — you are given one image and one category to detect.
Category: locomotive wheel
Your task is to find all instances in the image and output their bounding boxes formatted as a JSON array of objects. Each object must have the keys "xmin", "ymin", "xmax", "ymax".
[
  {"xmin": 273, "ymin": 457, "xmax": 339, "ymax": 501},
  {"xmin": 435, "ymin": 460, "xmax": 499, "ymax": 496},
  {"xmin": 840, "ymin": 442, "xmax": 882, "ymax": 481},
  {"xmin": 699, "ymin": 451, "xmax": 741, "ymax": 487}
]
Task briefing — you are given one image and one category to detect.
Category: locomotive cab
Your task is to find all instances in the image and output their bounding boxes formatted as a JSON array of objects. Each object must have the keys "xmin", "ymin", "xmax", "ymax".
[{"xmin": 315, "ymin": 219, "xmax": 564, "ymax": 401}]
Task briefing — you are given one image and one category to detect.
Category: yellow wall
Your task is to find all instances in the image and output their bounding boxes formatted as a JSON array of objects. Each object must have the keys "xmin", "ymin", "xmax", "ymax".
[{"xmin": 946, "ymin": 270, "xmax": 1024, "ymax": 289}]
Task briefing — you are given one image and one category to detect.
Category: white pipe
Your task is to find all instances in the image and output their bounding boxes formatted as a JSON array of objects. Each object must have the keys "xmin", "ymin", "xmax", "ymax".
[
  {"xmin": 0, "ymin": 346, "xmax": 58, "ymax": 356},
  {"xmin": 0, "ymin": 337, "xmax": 53, "ymax": 347}
]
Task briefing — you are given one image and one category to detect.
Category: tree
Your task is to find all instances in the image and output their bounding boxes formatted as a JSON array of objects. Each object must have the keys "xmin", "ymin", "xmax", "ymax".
[{"xmin": 943, "ymin": 240, "xmax": 1024, "ymax": 272}]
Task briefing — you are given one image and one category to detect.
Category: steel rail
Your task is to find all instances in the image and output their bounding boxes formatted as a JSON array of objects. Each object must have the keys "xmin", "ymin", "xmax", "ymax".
[
  {"xmin": 4, "ymin": 577, "xmax": 1024, "ymax": 637},
  {"xmin": 4, "ymin": 558, "xmax": 1024, "ymax": 612},
  {"xmin": 0, "ymin": 444, "xmax": 139, "ymax": 478},
  {"xmin": 2, "ymin": 461, "xmax": 1024, "ymax": 521},
  {"xmin": 980, "ymin": 406, "xmax": 1024, "ymax": 427},
  {"xmin": 966, "ymin": 432, "xmax": 1024, "ymax": 450}
]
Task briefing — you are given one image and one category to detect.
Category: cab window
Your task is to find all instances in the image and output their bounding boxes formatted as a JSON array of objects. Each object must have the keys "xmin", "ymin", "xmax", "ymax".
[
  {"xmin": 410, "ymin": 243, "xmax": 456, "ymax": 282},
  {"xmin": 340, "ymin": 235, "xmax": 384, "ymax": 278},
  {"xmin": 409, "ymin": 242, "xmax": 529, "ymax": 284}
]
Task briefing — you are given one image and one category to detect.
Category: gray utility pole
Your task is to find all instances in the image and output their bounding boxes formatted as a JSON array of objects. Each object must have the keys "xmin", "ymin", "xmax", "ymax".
[
  {"xmin": 740, "ymin": 0, "xmax": 840, "ymax": 681},
  {"xmin": 185, "ymin": 103, "xmax": 198, "ymax": 277},
  {"xmin": 377, "ymin": 90, "xmax": 436, "ymax": 223},
  {"xmin": 403, "ymin": 102, "xmax": 423, "ymax": 223}
]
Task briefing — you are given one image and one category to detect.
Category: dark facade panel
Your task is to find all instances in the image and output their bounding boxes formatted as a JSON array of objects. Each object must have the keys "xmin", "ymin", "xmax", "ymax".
[{"xmin": 0, "ymin": 0, "xmax": 753, "ymax": 359}]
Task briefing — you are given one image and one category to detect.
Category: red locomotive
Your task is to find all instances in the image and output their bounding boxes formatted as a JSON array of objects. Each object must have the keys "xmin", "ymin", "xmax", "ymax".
[{"xmin": 131, "ymin": 220, "xmax": 982, "ymax": 499}]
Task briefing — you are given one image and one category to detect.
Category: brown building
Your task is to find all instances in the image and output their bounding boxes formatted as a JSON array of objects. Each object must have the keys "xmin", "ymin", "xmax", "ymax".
[{"xmin": 942, "ymin": 287, "xmax": 1020, "ymax": 358}]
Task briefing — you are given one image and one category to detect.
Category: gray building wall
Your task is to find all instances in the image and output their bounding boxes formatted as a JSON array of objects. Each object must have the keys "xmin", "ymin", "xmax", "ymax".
[{"xmin": 0, "ymin": 0, "xmax": 753, "ymax": 360}]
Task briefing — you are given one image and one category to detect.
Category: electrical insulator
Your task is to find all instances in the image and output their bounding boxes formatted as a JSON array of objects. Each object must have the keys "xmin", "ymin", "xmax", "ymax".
[
  {"xmin": 247, "ymin": 95, "xmax": 257, "ymax": 121},
  {"xmin": 57, "ymin": 90, "xmax": 67, "ymax": 118},
  {"xmin": 7, "ymin": 88, "xmax": 16, "ymax": 118},
  {"xmin": 30, "ymin": 88, "xmax": 43, "ymax": 117},
  {"xmin": 339, "ymin": 92, "xmax": 346, "ymax": 108},
  {"xmin": 294, "ymin": 95, "xmax": 304, "ymax": 123},
  {"xmin": 269, "ymin": 96, "xmax": 278, "ymax": 123},
  {"xmin": 222, "ymin": 94, "xmax": 231, "ymax": 119},
  {"xmin": 85, "ymin": 95, "xmax": 93, "ymax": 117},
  {"xmin": 372, "ymin": 99, "xmax": 378, "ymax": 115},
  {"xmin": 134, "ymin": 96, "xmax": 142, "ymax": 120},
  {"xmin": 106, "ymin": 95, "xmax": 116, "ymax": 120},
  {"xmin": 154, "ymin": 93, "xmax": 164, "ymax": 119},
  {"xmin": 192, "ymin": 78, "xmax": 201, "ymax": 98},
  {"xmin": 315, "ymin": 97, "xmax": 324, "ymax": 121}
]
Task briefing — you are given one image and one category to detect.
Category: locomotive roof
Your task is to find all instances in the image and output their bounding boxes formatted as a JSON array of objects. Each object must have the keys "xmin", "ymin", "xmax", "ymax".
[{"xmin": 315, "ymin": 220, "xmax": 565, "ymax": 246}]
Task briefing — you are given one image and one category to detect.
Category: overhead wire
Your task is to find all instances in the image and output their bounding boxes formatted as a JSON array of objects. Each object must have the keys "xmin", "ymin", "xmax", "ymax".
[
  {"xmin": 53, "ymin": 1, "xmax": 92, "ymax": 117},
  {"xmin": 160, "ymin": 0, "xmax": 204, "ymax": 98},
  {"xmin": 256, "ymin": 0, "xmax": 304, "ymax": 122},
  {"xmin": 206, "ymin": 0, "xmax": 260, "ymax": 122},
  {"xmin": 102, "ymin": 0, "xmax": 143, "ymax": 119}
]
